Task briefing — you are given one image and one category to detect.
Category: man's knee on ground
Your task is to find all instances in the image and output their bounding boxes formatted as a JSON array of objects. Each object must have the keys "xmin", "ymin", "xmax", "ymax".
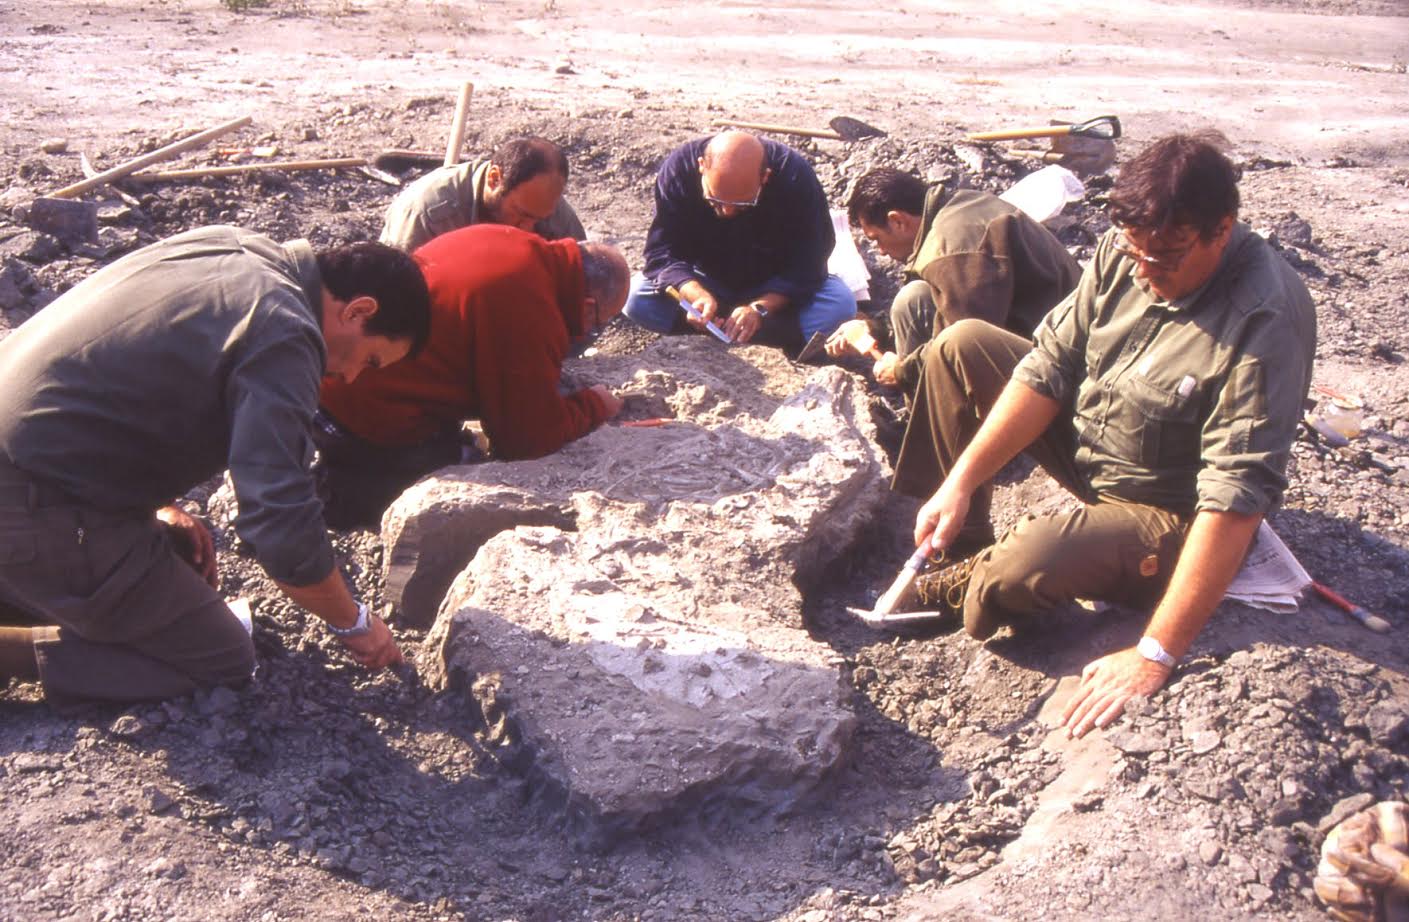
[{"xmin": 203, "ymin": 629, "xmax": 256, "ymax": 689}]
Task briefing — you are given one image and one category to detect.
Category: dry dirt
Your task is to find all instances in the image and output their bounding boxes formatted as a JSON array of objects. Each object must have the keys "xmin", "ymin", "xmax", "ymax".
[{"xmin": 2, "ymin": 1, "xmax": 1409, "ymax": 921}]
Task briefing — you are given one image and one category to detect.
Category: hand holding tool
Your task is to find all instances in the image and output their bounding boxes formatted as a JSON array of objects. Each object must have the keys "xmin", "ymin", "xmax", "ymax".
[{"xmin": 665, "ymin": 286, "xmax": 732, "ymax": 343}]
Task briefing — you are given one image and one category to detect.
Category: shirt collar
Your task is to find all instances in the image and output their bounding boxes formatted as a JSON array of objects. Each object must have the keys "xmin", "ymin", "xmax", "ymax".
[{"xmin": 283, "ymin": 239, "xmax": 322, "ymax": 314}]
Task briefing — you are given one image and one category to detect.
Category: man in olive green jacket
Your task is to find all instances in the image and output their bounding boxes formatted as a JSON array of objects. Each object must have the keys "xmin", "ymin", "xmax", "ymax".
[
  {"xmin": 380, "ymin": 136, "xmax": 586, "ymax": 252},
  {"xmin": 830, "ymin": 168, "xmax": 1079, "ymax": 394},
  {"xmin": 893, "ymin": 134, "xmax": 1315, "ymax": 740}
]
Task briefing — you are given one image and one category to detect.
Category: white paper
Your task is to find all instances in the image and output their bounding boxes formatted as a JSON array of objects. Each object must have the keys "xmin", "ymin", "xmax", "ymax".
[
  {"xmin": 827, "ymin": 209, "xmax": 871, "ymax": 301},
  {"xmin": 1000, "ymin": 165, "xmax": 1085, "ymax": 223},
  {"xmin": 1223, "ymin": 521, "xmax": 1311, "ymax": 613}
]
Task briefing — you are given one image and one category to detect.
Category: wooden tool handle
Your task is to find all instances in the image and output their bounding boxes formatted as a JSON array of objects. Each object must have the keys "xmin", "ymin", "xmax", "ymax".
[
  {"xmin": 712, "ymin": 119, "xmax": 843, "ymax": 141},
  {"xmin": 443, "ymin": 81, "xmax": 474, "ymax": 168},
  {"xmin": 966, "ymin": 125, "xmax": 1073, "ymax": 142},
  {"xmin": 52, "ymin": 116, "xmax": 253, "ymax": 198},
  {"xmin": 127, "ymin": 158, "xmax": 368, "ymax": 182}
]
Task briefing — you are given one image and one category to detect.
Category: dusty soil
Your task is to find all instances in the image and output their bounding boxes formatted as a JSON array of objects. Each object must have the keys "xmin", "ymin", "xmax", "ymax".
[{"xmin": 2, "ymin": 1, "xmax": 1409, "ymax": 920}]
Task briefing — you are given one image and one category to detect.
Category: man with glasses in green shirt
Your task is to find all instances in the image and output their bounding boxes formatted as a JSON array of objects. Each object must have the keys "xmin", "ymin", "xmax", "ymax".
[{"xmin": 890, "ymin": 133, "xmax": 1316, "ymax": 738}]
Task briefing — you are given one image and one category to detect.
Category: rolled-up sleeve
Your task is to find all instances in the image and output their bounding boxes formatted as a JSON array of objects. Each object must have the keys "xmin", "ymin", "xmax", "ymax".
[
  {"xmin": 1013, "ymin": 272, "xmax": 1093, "ymax": 405},
  {"xmin": 1195, "ymin": 309, "xmax": 1313, "ymax": 515},
  {"xmin": 224, "ymin": 297, "xmax": 335, "ymax": 586}
]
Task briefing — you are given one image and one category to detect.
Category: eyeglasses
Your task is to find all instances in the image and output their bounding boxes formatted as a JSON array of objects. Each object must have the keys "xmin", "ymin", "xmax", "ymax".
[
  {"xmin": 1112, "ymin": 226, "xmax": 1198, "ymax": 271},
  {"xmin": 701, "ymin": 175, "xmax": 766, "ymax": 213}
]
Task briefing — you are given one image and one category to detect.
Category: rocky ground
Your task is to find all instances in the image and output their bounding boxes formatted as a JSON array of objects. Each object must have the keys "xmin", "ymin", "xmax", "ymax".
[{"xmin": 3, "ymin": 1, "xmax": 1409, "ymax": 920}]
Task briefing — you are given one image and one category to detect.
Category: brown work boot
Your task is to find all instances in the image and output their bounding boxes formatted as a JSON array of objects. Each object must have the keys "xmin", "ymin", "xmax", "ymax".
[{"xmin": 913, "ymin": 550, "xmax": 982, "ymax": 621}]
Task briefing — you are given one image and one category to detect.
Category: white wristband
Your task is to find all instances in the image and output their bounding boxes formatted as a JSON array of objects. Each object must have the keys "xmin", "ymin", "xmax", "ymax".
[{"xmin": 1137, "ymin": 635, "xmax": 1176, "ymax": 668}]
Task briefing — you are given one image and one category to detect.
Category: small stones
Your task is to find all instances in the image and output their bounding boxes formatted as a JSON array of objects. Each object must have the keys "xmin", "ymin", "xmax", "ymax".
[
  {"xmin": 1188, "ymin": 730, "xmax": 1221, "ymax": 754},
  {"xmin": 1364, "ymin": 698, "xmax": 1409, "ymax": 745},
  {"xmin": 108, "ymin": 714, "xmax": 146, "ymax": 739},
  {"xmin": 142, "ymin": 785, "xmax": 176, "ymax": 815},
  {"xmin": 40, "ymin": 138, "xmax": 68, "ymax": 154}
]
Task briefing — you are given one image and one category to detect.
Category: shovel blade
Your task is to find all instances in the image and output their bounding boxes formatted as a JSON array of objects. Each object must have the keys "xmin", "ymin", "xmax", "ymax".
[{"xmin": 829, "ymin": 116, "xmax": 886, "ymax": 142}]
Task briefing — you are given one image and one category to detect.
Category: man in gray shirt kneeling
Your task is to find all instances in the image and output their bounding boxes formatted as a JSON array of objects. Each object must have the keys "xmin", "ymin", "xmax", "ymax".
[{"xmin": 0, "ymin": 226, "xmax": 431, "ymax": 706}]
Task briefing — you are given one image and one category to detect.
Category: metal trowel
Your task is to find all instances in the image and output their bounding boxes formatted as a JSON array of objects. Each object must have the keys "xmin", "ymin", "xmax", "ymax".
[{"xmin": 795, "ymin": 330, "xmax": 830, "ymax": 363}]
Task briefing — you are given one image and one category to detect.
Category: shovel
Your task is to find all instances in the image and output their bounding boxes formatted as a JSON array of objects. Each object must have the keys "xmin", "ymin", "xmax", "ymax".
[
  {"xmin": 712, "ymin": 115, "xmax": 886, "ymax": 142},
  {"xmin": 966, "ymin": 115, "xmax": 1121, "ymax": 143}
]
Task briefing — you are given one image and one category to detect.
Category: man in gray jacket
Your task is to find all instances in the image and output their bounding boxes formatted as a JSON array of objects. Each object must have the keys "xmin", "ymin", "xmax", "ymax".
[
  {"xmin": 0, "ymin": 226, "xmax": 430, "ymax": 705},
  {"xmin": 379, "ymin": 136, "xmax": 586, "ymax": 252}
]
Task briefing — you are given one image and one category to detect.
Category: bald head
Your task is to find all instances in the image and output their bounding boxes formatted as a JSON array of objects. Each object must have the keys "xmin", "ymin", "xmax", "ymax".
[
  {"xmin": 580, "ymin": 241, "xmax": 630, "ymax": 323},
  {"xmin": 698, "ymin": 131, "xmax": 771, "ymax": 217}
]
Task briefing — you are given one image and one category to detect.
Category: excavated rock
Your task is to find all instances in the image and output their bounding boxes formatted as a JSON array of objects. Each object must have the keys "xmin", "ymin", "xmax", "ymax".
[{"xmin": 386, "ymin": 338, "xmax": 889, "ymax": 840}]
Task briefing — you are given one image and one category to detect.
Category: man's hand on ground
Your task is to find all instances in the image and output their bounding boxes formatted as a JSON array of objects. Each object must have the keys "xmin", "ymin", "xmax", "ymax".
[
  {"xmin": 723, "ymin": 304, "xmax": 762, "ymax": 343},
  {"xmin": 1061, "ymin": 647, "xmax": 1172, "ymax": 738},
  {"xmin": 872, "ymin": 352, "xmax": 900, "ymax": 387},
  {"xmin": 824, "ymin": 319, "xmax": 870, "ymax": 358},
  {"xmin": 155, "ymin": 504, "xmax": 218, "ymax": 588},
  {"xmin": 589, "ymin": 384, "xmax": 624, "ymax": 418},
  {"xmin": 339, "ymin": 613, "xmax": 404, "ymax": 670}
]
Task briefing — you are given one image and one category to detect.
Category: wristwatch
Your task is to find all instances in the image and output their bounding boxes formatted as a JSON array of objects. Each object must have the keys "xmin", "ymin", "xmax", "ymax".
[
  {"xmin": 748, "ymin": 300, "xmax": 770, "ymax": 319},
  {"xmin": 1137, "ymin": 635, "xmax": 1176, "ymax": 668},
  {"xmin": 328, "ymin": 601, "xmax": 372, "ymax": 638}
]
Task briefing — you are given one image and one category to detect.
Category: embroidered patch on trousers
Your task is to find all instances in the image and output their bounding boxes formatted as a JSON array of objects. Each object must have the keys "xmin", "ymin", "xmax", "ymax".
[{"xmin": 1139, "ymin": 554, "xmax": 1160, "ymax": 577}]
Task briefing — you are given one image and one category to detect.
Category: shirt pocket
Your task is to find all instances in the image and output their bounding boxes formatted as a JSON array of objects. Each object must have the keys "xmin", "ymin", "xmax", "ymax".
[{"xmin": 1121, "ymin": 375, "xmax": 1203, "ymax": 470}]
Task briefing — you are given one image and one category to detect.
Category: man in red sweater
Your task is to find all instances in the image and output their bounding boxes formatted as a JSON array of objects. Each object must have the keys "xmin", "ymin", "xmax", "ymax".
[{"xmin": 316, "ymin": 224, "xmax": 630, "ymax": 526}]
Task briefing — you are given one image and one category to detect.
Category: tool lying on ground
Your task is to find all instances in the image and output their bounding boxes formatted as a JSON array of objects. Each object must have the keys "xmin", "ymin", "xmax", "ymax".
[
  {"xmin": 846, "ymin": 534, "xmax": 953, "ymax": 629},
  {"xmin": 665, "ymin": 286, "xmax": 732, "ymax": 343},
  {"xmin": 125, "ymin": 157, "xmax": 381, "ymax": 183},
  {"xmin": 48, "ymin": 115, "xmax": 253, "ymax": 199},
  {"xmin": 966, "ymin": 115, "xmax": 1121, "ymax": 142},
  {"xmin": 369, "ymin": 82, "xmax": 476, "ymax": 172},
  {"xmin": 712, "ymin": 115, "xmax": 886, "ymax": 142},
  {"xmin": 1311, "ymin": 581, "xmax": 1392, "ymax": 633}
]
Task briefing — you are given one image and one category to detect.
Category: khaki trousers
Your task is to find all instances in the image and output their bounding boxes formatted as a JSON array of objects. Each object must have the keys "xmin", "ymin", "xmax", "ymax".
[
  {"xmin": 0, "ymin": 458, "xmax": 254, "ymax": 704},
  {"xmin": 890, "ymin": 279, "xmax": 938, "ymax": 361},
  {"xmin": 891, "ymin": 319, "xmax": 1189, "ymax": 638}
]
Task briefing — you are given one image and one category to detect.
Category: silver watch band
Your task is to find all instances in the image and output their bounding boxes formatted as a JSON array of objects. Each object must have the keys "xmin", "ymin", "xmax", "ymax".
[{"xmin": 328, "ymin": 601, "xmax": 372, "ymax": 638}]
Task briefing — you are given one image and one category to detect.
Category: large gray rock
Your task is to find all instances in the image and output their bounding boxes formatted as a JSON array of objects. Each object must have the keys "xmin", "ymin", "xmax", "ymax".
[{"xmin": 388, "ymin": 338, "xmax": 888, "ymax": 841}]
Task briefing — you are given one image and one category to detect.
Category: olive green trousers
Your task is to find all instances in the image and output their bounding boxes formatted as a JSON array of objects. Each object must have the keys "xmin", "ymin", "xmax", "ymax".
[
  {"xmin": 892, "ymin": 319, "xmax": 1188, "ymax": 638},
  {"xmin": 0, "ymin": 458, "xmax": 254, "ymax": 704}
]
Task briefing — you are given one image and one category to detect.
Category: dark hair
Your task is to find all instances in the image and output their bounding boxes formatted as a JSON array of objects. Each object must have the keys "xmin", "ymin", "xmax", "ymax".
[
  {"xmin": 316, "ymin": 242, "xmax": 431, "ymax": 357},
  {"xmin": 1107, "ymin": 131, "xmax": 1240, "ymax": 240},
  {"xmin": 847, "ymin": 168, "xmax": 928, "ymax": 227},
  {"xmin": 580, "ymin": 242, "xmax": 629, "ymax": 311},
  {"xmin": 491, "ymin": 137, "xmax": 570, "ymax": 194}
]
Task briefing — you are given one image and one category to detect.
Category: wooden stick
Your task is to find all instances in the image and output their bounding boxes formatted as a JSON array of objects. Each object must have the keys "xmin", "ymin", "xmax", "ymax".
[
  {"xmin": 443, "ymin": 81, "xmax": 474, "ymax": 168},
  {"xmin": 712, "ymin": 119, "xmax": 843, "ymax": 141},
  {"xmin": 126, "ymin": 158, "xmax": 368, "ymax": 183},
  {"xmin": 966, "ymin": 126, "xmax": 1074, "ymax": 142},
  {"xmin": 50, "ymin": 116, "xmax": 253, "ymax": 199}
]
